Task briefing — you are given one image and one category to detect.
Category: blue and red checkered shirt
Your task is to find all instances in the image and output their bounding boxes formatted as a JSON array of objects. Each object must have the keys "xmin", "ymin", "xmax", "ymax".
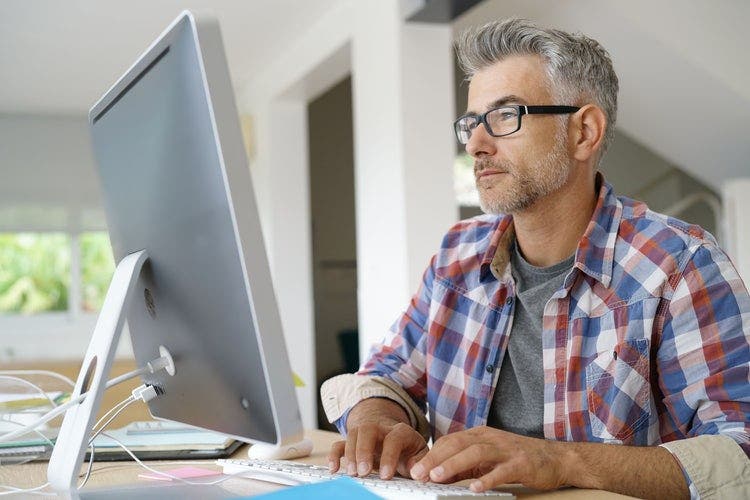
[{"xmin": 351, "ymin": 174, "xmax": 750, "ymax": 457}]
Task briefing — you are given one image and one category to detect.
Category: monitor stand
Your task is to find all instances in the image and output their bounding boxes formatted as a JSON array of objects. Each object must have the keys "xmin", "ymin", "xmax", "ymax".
[{"xmin": 47, "ymin": 250, "xmax": 150, "ymax": 499}]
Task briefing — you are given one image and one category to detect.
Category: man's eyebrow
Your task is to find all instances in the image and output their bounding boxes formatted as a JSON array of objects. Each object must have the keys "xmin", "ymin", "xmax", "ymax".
[{"xmin": 464, "ymin": 94, "xmax": 528, "ymax": 114}]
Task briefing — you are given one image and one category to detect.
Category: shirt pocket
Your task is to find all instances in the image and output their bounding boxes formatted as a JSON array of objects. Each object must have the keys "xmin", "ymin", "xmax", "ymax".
[{"xmin": 585, "ymin": 338, "xmax": 651, "ymax": 443}]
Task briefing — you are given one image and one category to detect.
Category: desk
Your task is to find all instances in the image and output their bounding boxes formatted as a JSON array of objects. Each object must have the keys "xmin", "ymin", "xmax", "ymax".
[{"xmin": 0, "ymin": 429, "xmax": 636, "ymax": 498}]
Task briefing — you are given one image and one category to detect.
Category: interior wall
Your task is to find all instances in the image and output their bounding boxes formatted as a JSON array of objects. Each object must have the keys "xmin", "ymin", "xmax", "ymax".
[
  {"xmin": 308, "ymin": 76, "xmax": 358, "ymax": 430},
  {"xmin": 600, "ymin": 131, "xmax": 719, "ymax": 236},
  {"xmin": 0, "ymin": 114, "xmax": 104, "ymax": 232}
]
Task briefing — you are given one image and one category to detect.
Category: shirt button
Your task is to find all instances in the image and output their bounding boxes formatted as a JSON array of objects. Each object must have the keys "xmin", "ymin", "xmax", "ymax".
[
  {"xmin": 486, "ymin": 364, "xmax": 495, "ymax": 373},
  {"xmin": 505, "ymin": 297, "xmax": 514, "ymax": 306}
]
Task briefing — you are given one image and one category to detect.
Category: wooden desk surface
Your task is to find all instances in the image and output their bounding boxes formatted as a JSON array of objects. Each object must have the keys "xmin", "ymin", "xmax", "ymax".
[{"xmin": 0, "ymin": 429, "xmax": 636, "ymax": 499}]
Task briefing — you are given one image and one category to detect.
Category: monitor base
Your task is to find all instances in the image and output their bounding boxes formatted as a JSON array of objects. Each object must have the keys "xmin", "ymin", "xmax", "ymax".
[
  {"xmin": 48, "ymin": 250, "xmax": 150, "ymax": 499},
  {"xmin": 247, "ymin": 437, "xmax": 314, "ymax": 460}
]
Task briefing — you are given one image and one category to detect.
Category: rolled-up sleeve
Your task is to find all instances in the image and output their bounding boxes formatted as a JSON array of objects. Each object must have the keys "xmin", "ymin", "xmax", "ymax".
[{"xmin": 319, "ymin": 255, "xmax": 437, "ymax": 440}]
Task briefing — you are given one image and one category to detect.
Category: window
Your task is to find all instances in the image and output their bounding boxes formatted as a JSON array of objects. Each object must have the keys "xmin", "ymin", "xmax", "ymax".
[
  {"xmin": 0, "ymin": 231, "xmax": 114, "ymax": 315},
  {"xmin": 80, "ymin": 232, "xmax": 115, "ymax": 312},
  {"xmin": 0, "ymin": 233, "xmax": 70, "ymax": 314}
]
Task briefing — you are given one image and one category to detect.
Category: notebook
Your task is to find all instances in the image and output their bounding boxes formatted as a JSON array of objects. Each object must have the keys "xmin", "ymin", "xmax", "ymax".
[{"xmin": 0, "ymin": 420, "xmax": 241, "ymax": 463}]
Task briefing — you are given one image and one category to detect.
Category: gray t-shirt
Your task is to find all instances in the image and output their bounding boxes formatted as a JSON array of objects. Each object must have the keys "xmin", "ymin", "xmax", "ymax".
[{"xmin": 486, "ymin": 241, "xmax": 574, "ymax": 438}]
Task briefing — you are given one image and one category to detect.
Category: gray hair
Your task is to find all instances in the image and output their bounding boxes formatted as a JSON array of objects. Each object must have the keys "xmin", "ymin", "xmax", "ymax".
[{"xmin": 456, "ymin": 18, "xmax": 619, "ymax": 158}]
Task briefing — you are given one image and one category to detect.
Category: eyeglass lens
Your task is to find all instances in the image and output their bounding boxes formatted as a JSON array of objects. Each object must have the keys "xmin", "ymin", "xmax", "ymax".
[{"xmin": 455, "ymin": 107, "xmax": 520, "ymax": 144}]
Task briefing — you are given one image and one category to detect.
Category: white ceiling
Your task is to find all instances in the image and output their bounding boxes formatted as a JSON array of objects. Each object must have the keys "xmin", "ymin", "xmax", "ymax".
[
  {"xmin": 1, "ymin": 0, "xmax": 748, "ymax": 189},
  {"xmin": 0, "ymin": 0, "xmax": 339, "ymax": 115}
]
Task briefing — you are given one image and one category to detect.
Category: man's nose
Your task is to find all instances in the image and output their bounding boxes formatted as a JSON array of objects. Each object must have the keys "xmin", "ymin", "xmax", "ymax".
[{"xmin": 465, "ymin": 124, "xmax": 496, "ymax": 158}]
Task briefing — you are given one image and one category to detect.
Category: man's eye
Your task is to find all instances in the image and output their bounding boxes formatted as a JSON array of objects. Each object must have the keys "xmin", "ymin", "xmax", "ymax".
[
  {"xmin": 498, "ymin": 112, "xmax": 516, "ymax": 120},
  {"xmin": 462, "ymin": 119, "xmax": 478, "ymax": 130}
]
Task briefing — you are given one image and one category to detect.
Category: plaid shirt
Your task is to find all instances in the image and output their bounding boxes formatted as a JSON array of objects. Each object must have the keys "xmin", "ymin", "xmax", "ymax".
[{"xmin": 355, "ymin": 174, "xmax": 750, "ymax": 457}]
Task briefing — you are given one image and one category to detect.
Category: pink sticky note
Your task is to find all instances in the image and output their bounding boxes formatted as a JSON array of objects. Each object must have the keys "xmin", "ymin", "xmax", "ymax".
[{"xmin": 138, "ymin": 466, "xmax": 222, "ymax": 482}]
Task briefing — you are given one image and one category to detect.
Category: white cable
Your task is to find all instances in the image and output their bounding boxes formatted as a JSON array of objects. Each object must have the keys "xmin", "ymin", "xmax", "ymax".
[
  {"xmin": 80, "ymin": 387, "xmax": 155, "ymax": 489},
  {"xmin": 0, "ymin": 419, "xmax": 55, "ymax": 448},
  {"xmin": 0, "ymin": 393, "xmax": 84, "ymax": 443},
  {"xmin": 87, "ymin": 430, "xmax": 252, "ymax": 488},
  {"xmin": 78, "ymin": 400, "xmax": 130, "ymax": 490},
  {"xmin": 92, "ymin": 397, "xmax": 134, "ymax": 433},
  {"xmin": 105, "ymin": 367, "xmax": 150, "ymax": 388},
  {"xmin": 106, "ymin": 356, "xmax": 172, "ymax": 388},
  {"xmin": 0, "ymin": 375, "xmax": 58, "ymax": 409},
  {"xmin": 0, "ymin": 396, "xmax": 134, "ymax": 496},
  {"xmin": 0, "ymin": 356, "xmax": 169, "ymax": 443},
  {"xmin": 78, "ymin": 396, "xmax": 140, "ymax": 490},
  {"xmin": 89, "ymin": 397, "xmax": 137, "ymax": 444},
  {"xmin": 0, "ymin": 370, "xmax": 76, "ymax": 389},
  {"xmin": 0, "ymin": 482, "xmax": 54, "ymax": 497},
  {"xmin": 0, "ymin": 383, "xmax": 160, "ymax": 497},
  {"xmin": 76, "ymin": 395, "xmax": 137, "ymax": 488}
]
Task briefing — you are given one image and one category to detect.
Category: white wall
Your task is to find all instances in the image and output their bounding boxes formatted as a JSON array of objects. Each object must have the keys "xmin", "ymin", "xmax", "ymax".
[
  {"xmin": 0, "ymin": 115, "xmax": 104, "ymax": 232},
  {"xmin": 239, "ymin": 0, "xmax": 458, "ymax": 425},
  {"xmin": 351, "ymin": 5, "xmax": 458, "ymax": 362},
  {"xmin": 723, "ymin": 179, "xmax": 750, "ymax": 284}
]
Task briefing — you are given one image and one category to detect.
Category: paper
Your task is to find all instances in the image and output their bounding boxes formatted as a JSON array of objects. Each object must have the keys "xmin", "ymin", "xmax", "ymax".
[
  {"xmin": 0, "ymin": 391, "xmax": 68, "ymax": 411},
  {"xmin": 243, "ymin": 477, "xmax": 382, "ymax": 499}
]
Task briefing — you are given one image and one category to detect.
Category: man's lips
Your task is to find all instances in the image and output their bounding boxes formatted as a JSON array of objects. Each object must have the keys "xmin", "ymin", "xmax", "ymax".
[{"xmin": 475, "ymin": 169, "xmax": 507, "ymax": 180}]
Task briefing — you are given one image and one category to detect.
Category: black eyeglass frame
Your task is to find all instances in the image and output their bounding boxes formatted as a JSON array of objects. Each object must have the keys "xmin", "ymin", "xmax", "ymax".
[{"xmin": 454, "ymin": 105, "xmax": 580, "ymax": 144}]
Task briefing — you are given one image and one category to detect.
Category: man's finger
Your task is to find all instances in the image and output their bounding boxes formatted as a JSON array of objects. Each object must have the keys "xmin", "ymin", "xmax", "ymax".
[
  {"xmin": 343, "ymin": 428, "xmax": 358, "ymax": 476},
  {"xmin": 409, "ymin": 433, "xmax": 468, "ymax": 482},
  {"xmin": 401, "ymin": 447, "xmax": 429, "ymax": 478},
  {"xmin": 354, "ymin": 424, "xmax": 379, "ymax": 477},
  {"xmin": 327, "ymin": 440, "xmax": 346, "ymax": 472},
  {"xmin": 378, "ymin": 423, "xmax": 414, "ymax": 479},
  {"xmin": 470, "ymin": 461, "xmax": 520, "ymax": 493},
  {"xmin": 428, "ymin": 444, "xmax": 499, "ymax": 483}
]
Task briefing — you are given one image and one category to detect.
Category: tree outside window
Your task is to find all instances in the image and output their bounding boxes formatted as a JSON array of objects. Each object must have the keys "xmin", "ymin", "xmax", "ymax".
[{"xmin": 0, "ymin": 232, "xmax": 114, "ymax": 315}]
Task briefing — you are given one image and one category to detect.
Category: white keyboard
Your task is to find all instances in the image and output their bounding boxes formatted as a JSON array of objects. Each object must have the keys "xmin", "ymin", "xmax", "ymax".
[{"xmin": 218, "ymin": 458, "xmax": 515, "ymax": 499}]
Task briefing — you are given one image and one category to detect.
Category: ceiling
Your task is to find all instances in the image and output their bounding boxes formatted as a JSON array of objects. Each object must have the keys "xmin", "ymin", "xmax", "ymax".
[
  {"xmin": 0, "ymin": 0, "xmax": 339, "ymax": 115},
  {"xmin": 1, "ymin": 0, "xmax": 748, "ymax": 189}
]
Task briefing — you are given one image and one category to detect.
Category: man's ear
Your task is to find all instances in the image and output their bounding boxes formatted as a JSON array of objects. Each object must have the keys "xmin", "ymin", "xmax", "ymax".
[{"xmin": 570, "ymin": 104, "xmax": 607, "ymax": 162}]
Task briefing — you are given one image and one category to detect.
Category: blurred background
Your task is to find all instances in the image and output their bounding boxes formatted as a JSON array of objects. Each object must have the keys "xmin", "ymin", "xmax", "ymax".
[{"xmin": 1, "ymin": 0, "xmax": 748, "ymax": 430}]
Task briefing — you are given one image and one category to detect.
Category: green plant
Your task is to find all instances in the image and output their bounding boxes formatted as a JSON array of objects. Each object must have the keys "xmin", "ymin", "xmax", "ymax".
[
  {"xmin": 0, "ymin": 233, "xmax": 70, "ymax": 314},
  {"xmin": 80, "ymin": 232, "xmax": 115, "ymax": 312}
]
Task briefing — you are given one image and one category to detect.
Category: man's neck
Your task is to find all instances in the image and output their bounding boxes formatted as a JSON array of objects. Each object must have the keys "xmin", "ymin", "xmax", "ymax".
[{"xmin": 512, "ymin": 171, "xmax": 598, "ymax": 268}]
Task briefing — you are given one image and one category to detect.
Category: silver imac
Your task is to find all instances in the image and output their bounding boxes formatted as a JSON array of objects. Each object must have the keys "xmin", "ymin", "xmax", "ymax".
[{"xmin": 47, "ymin": 10, "xmax": 303, "ymax": 496}]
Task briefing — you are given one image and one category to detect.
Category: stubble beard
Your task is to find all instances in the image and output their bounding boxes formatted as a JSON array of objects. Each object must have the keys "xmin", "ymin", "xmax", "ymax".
[{"xmin": 476, "ymin": 130, "xmax": 571, "ymax": 215}]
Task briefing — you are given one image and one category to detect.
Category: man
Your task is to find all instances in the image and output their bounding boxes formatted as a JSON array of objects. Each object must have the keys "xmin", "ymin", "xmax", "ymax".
[{"xmin": 321, "ymin": 19, "xmax": 750, "ymax": 499}]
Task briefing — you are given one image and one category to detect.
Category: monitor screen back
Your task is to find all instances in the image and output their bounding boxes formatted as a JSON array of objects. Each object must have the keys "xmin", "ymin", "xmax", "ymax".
[{"xmin": 89, "ymin": 14, "xmax": 293, "ymax": 445}]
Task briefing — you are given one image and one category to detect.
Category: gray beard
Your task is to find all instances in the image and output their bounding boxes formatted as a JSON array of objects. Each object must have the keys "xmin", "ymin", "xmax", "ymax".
[{"xmin": 477, "ymin": 138, "xmax": 570, "ymax": 215}]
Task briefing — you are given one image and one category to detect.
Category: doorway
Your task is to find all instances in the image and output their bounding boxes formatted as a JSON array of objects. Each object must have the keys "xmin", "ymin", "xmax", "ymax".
[{"xmin": 307, "ymin": 76, "xmax": 359, "ymax": 430}]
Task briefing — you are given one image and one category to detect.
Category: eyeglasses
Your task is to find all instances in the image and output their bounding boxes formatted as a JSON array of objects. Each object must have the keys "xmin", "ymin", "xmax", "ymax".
[{"xmin": 453, "ymin": 105, "xmax": 580, "ymax": 144}]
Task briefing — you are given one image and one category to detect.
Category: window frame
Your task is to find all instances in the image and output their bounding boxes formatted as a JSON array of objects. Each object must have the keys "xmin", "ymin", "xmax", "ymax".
[{"xmin": 0, "ymin": 210, "xmax": 129, "ymax": 363}]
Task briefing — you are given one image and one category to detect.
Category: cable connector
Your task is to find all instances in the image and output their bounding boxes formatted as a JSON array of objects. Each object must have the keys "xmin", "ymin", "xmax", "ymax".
[
  {"xmin": 131, "ymin": 384, "xmax": 158, "ymax": 403},
  {"xmin": 144, "ymin": 346, "xmax": 176, "ymax": 376}
]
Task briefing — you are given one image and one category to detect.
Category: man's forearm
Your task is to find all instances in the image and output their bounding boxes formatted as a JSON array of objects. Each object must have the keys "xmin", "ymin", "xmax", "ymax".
[
  {"xmin": 559, "ymin": 441, "xmax": 689, "ymax": 499},
  {"xmin": 346, "ymin": 397, "xmax": 412, "ymax": 431}
]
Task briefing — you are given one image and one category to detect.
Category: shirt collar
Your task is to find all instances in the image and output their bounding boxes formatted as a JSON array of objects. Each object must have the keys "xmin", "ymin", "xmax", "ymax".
[{"xmin": 481, "ymin": 172, "xmax": 622, "ymax": 288}]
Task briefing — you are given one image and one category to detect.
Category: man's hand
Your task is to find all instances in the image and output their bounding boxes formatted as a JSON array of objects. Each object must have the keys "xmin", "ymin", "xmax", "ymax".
[
  {"xmin": 328, "ymin": 398, "xmax": 428, "ymax": 480},
  {"xmin": 408, "ymin": 426, "xmax": 689, "ymax": 499},
  {"xmin": 409, "ymin": 426, "xmax": 566, "ymax": 492}
]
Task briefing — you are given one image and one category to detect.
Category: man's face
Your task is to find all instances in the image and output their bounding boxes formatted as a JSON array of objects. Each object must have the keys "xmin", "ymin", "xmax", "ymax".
[{"xmin": 465, "ymin": 55, "xmax": 572, "ymax": 214}]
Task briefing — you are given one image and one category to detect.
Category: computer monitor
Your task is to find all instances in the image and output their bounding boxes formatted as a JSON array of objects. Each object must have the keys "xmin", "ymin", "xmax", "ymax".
[{"xmin": 47, "ymin": 10, "xmax": 303, "ymax": 494}]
